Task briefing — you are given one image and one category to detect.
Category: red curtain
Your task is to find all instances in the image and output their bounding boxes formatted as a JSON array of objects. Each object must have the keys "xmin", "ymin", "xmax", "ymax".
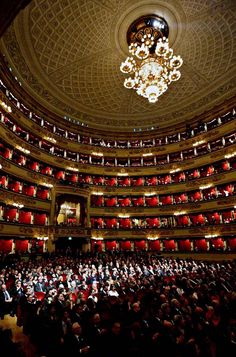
[
  {"xmin": 120, "ymin": 241, "xmax": 131, "ymax": 250},
  {"xmin": 222, "ymin": 161, "xmax": 230, "ymax": 170},
  {"xmin": 68, "ymin": 174, "xmax": 78, "ymax": 183},
  {"xmin": 28, "ymin": 161, "xmax": 39, "ymax": 171},
  {"xmin": 93, "ymin": 177, "xmax": 103, "ymax": 185},
  {"xmin": 105, "ymin": 178, "xmax": 117, "ymax": 186},
  {"xmin": 146, "ymin": 217, "xmax": 159, "ymax": 228},
  {"xmin": 212, "ymin": 212, "xmax": 221, "ymax": 224},
  {"xmin": 228, "ymin": 238, "xmax": 236, "ymax": 251},
  {"xmin": 120, "ymin": 218, "xmax": 131, "ymax": 229},
  {"xmin": 212, "ymin": 238, "xmax": 224, "ymax": 249},
  {"xmin": 206, "ymin": 166, "xmax": 214, "ymax": 176},
  {"xmin": 191, "ymin": 214, "xmax": 205, "ymax": 225},
  {"xmin": 222, "ymin": 211, "xmax": 233, "ymax": 223},
  {"xmin": 15, "ymin": 239, "xmax": 28, "ymax": 252},
  {"xmin": 180, "ymin": 193, "xmax": 188, "ymax": 203},
  {"xmin": 177, "ymin": 216, "xmax": 189, "ymax": 227},
  {"xmin": 119, "ymin": 198, "xmax": 131, "ymax": 207},
  {"xmin": 105, "ymin": 197, "xmax": 117, "ymax": 207},
  {"xmin": 225, "ymin": 185, "xmax": 233, "ymax": 194},
  {"xmin": 4, "ymin": 208, "xmax": 17, "ymax": 222},
  {"xmin": 135, "ymin": 240, "xmax": 146, "ymax": 250},
  {"xmin": 91, "ymin": 196, "xmax": 103, "ymax": 206},
  {"xmin": 55, "ymin": 170, "xmax": 64, "ymax": 180},
  {"xmin": 146, "ymin": 177, "xmax": 157, "ymax": 185},
  {"xmin": 178, "ymin": 239, "xmax": 191, "ymax": 251},
  {"xmin": 3, "ymin": 148, "xmax": 11, "ymax": 159},
  {"xmin": 193, "ymin": 169, "xmax": 200, "ymax": 178},
  {"xmin": 37, "ymin": 189, "xmax": 49, "ymax": 200},
  {"xmin": 164, "ymin": 240, "xmax": 176, "ymax": 251},
  {"xmin": 195, "ymin": 239, "xmax": 208, "ymax": 251},
  {"xmin": 193, "ymin": 191, "xmax": 202, "ymax": 201},
  {"xmin": 105, "ymin": 218, "xmax": 117, "ymax": 229},
  {"xmin": 0, "ymin": 239, "xmax": 13, "ymax": 252},
  {"xmin": 132, "ymin": 177, "xmax": 144, "ymax": 186},
  {"xmin": 41, "ymin": 166, "xmax": 52, "ymax": 175},
  {"xmin": 146, "ymin": 196, "xmax": 158, "ymax": 207},
  {"xmin": 17, "ymin": 155, "xmax": 25, "ymax": 165},
  {"xmin": 19, "ymin": 211, "xmax": 32, "ymax": 224},
  {"xmin": 167, "ymin": 195, "xmax": 173, "ymax": 204},
  {"xmin": 0, "ymin": 175, "xmax": 7, "ymax": 186},
  {"xmin": 23, "ymin": 185, "xmax": 35, "ymax": 196},
  {"xmin": 96, "ymin": 218, "xmax": 104, "ymax": 228},
  {"xmin": 34, "ymin": 213, "xmax": 47, "ymax": 225},
  {"xmin": 132, "ymin": 197, "xmax": 144, "ymax": 206},
  {"xmin": 119, "ymin": 178, "xmax": 130, "ymax": 186},
  {"xmin": 9, "ymin": 181, "xmax": 21, "ymax": 192},
  {"xmin": 105, "ymin": 240, "xmax": 116, "ymax": 251},
  {"xmin": 84, "ymin": 176, "xmax": 91, "ymax": 184},
  {"xmin": 148, "ymin": 240, "xmax": 161, "ymax": 251}
]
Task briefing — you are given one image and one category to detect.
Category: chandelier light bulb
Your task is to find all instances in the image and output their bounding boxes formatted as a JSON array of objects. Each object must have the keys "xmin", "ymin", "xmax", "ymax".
[
  {"xmin": 135, "ymin": 44, "xmax": 149, "ymax": 59},
  {"xmin": 124, "ymin": 77, "xmax": 134, "ymax": 89}
]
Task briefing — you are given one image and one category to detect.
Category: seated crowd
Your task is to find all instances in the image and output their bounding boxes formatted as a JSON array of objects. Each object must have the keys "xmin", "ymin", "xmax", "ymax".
[{"xmin": 0, "ymin": 251, "xmax": 235, "ymax": 357}]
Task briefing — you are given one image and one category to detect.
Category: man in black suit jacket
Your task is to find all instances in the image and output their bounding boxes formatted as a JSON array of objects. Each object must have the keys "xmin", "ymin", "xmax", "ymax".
[
  {"xmin": 0, "ymin": 284, "xmax": 14, "ymax": 318},
  {"xmin": 64, "ymin": 322, "xmax": 91, "ymax": 356}
]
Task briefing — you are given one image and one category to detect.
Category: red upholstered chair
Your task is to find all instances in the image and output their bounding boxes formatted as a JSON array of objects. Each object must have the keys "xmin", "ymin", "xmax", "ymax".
[{"xmin": 34, "ymin": 292, "xmax": 45, "ymax": 301}]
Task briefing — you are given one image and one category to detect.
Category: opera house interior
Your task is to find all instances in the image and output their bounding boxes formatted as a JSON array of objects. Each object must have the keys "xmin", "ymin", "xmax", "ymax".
[{"xmin": 0, "ymin": 1, "xmax": 235, "ymax": 356}]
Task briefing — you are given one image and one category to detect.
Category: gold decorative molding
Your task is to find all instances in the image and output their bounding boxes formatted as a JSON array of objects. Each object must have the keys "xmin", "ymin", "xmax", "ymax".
[
  {"xmin": 90, "ymin": 197, "xmax": 236, "ymax": 217},
  {"xmin": 0, "ymin": 188, "xmax": 50, "ymax": 211},
  {"xmin": 0, "ymin": 0, "xmax": 235, "ymax": 131}
]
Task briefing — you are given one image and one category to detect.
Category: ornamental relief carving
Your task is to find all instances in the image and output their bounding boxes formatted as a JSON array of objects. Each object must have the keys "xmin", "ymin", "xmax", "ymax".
[
  {"xmin": 217, "ymin": 198, "xmax": 235, "ymax": 206},
  {"xmin": 0, "ymin": 190, "xmax": 38, "ymax": 207},
  {"xmin": 2, "ymin": 0, "xmax": 235, "ymax": 131},
  {"xmin": 57, "ymin": 228, "xmax": 86, "ymax": 235},
  {"xmin": 0, "ymin": 158, "xmax": 11, "ymax": 168}
]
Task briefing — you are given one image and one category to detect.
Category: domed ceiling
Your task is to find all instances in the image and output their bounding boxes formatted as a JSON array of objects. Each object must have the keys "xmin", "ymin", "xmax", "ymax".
[{"xmin": 1, "ymin": 0, "xmax": 236, "ymax": 132}]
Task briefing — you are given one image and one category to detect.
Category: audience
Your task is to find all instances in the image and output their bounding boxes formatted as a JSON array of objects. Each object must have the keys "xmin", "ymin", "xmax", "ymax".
[{"xmin": 0, "ymin": 251, "xmax": 235, "ymax": 356}]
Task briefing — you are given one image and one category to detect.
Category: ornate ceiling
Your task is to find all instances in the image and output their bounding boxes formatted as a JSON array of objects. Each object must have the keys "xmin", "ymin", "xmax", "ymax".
[{"xmin": 1, "ymin": 0, "xmax": 236, "ymax": 132}]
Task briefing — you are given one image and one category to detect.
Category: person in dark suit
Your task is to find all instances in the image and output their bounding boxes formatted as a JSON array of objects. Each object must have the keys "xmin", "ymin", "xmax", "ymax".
[
  {"xmin": 0, "ymin": 284, "xmax": 14, "ymax": 318},
  {"xmin": 64, "ymin": 322, "xmax": 91, "ymax": 356},
  {"xmin": 34, "ymin": 277, "xmax": 46, "ymax": 293}
]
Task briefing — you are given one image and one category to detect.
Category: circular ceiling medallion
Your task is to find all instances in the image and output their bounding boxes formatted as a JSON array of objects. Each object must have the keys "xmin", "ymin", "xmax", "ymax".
[
  {"xmin": 1, "ymin": 0, "xmax": 235, "ymax": 132},
  {"xmin": 126, "ymin": 14, "xmax": 169, "ymax": 47}
]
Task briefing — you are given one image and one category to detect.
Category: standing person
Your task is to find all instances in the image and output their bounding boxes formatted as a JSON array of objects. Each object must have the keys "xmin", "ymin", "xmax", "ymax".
[{"xmin": 0, "ymin": 284, "xmax": 14, "ymax": 318}]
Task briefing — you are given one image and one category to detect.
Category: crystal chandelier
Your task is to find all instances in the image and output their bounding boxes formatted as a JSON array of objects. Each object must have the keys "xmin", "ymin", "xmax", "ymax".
[{"xmin": 120, "ymin": 15, "xmax": 183, "ymax": 103}]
